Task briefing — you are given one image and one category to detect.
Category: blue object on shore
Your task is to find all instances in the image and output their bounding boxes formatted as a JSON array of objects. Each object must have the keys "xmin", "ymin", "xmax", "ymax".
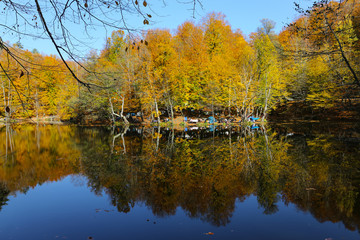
[
  {"xmin": 248, "ymin": 116, "xmax": 259, "ymax": 122},
  {"xmin": 208, "ymin": 116, "xmax": 216, "ymax": 124}
]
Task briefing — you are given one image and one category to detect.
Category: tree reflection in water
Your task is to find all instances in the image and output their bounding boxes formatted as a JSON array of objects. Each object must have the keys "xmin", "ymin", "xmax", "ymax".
[{"xmin": 0, "ymin": 123, "xmax": 359, "ymax": 229}]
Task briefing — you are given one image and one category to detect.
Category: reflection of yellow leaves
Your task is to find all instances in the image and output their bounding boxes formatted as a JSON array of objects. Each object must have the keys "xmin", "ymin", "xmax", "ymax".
[
  {"xmin": 310, "ymin": 162, "xmax": 329, "ymax": 184},
  {"xmin": 204, "ymin": 232, "xmax": 214, "ymax": 235},
  {"xmin": 0, "ymin": 125, "xmax": 81, "ymax": 191}
]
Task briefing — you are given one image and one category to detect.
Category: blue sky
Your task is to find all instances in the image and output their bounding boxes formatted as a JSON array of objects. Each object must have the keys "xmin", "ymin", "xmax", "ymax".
[
  {"xmin": 149, "ymin": 0, "xmax": 312, "ymax": 34},
  {"xmin": 5, "ymin": 0, "xmax": 313, "ymax": 56}
]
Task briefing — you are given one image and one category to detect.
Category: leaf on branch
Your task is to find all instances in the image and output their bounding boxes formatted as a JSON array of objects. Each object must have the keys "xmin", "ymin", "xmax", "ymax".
[
  {"xmin": 143, "ymin": 19, "xmax": 149, "ymax": 25},
  {"xmin": 135, "ymin": 0, "xmax": 138, "ymax": 5},
  {"xmin": 19, "ymin": 70, "xmax": 24, "ymax": 78},
  {"xmin": 143, "ymin": 1, "xmax": 147, "ymax": 7},
  {"xmin": 147, "ymin": 14, "xmax": 152, "ymax": 18}
]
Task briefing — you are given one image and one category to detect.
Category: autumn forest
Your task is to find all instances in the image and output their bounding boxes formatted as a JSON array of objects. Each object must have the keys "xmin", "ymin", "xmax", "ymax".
[
  {"xmin": 1, "ymin": 1, "xmax": 360, "ymax": 239},
  {"xmin": 1, "ymin": 0, "xmax": 360, "ymax": 123}
]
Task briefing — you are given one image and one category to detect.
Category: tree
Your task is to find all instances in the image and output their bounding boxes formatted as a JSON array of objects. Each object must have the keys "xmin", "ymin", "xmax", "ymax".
[
  {"xmin": 285, "ymin": 0, "xmax": 360, "ymax": 106},
  {"xmin": 231, "ymin": 30, "xmax": 257, "ymax": 118},
  {"xmin": 253, "ymin": 30, "xmax": 286, "ymax": 119},
  {"xmin": 257, "ymin": 19, "xmax": 276, "ymax": 36},
  {"xmin": 202, "ymin": 13, "xmax": 234, "ymax": 117},
  {"xmin": 141, "ymin": 29, "xmax": 176, "ymax": 122},
  {"xmin": 174, "ymin": 21, "xmax": 208, "ymax": 110}
]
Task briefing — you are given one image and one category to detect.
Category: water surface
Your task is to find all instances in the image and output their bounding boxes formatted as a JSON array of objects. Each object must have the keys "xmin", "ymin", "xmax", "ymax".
[{"xmin": 0, "ymin": 123, "xmax": 359, "ymax": 240}]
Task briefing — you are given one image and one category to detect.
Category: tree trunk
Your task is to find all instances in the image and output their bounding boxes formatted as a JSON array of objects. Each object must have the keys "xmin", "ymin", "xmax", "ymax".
[
  {"xmin": 169, "ymin": 98, "xmax": 174, "ymax": 124},
  {"xmin": 109, "ymin": 97, "xmax": 116, "ymax": 125},
  {"xmin": 228, "ymin": 78, "xmax": 232, "ymax": 117},
  {"xmin": 323, "ymin": 11, "xmax": 360, "ymax": 87},
  {"xmin": 212, "ymin": 101, "xmax": 215, "ymax": 122},
  {"xmin": 139, "ymin": 101, "xmax": 144, "ymax": 122},
  {"xmin": 2, "ymin": 81, "xmax": 6, "ymax": 120},
  {"xmin": 262, "ymin": 82, "xmax": 272, "ymax": 121},
  {"xmin": 36, "ymin": 88, "xmax": 39, "ymax": 121},
  {"xmin": 154, "ymin": 99, "xmax": 160, "ymax": 124},
  {"xmin": 7, "ymin": 77, "xmax": 11, "ymax": 120},
  {"xmin": 109, "ymin": 96, "xmax": 129, "ymax": 125},
  {"xmin": 241, "ymin": 74, "xmax": 252, "ymax": 120},
  {"xmin": 119, "ymin": 96, "xmax": 129, "ymax": 125}
]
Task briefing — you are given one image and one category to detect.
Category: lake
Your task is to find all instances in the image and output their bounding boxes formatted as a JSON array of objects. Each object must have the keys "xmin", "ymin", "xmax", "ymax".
[{"xmin": 0, "ymin": 122, "xmax": 359, "ymax": 240}]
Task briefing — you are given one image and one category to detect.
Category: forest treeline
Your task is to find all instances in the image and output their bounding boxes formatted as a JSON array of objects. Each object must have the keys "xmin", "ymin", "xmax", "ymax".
[{"xmin": 1, "ymin": 0, "xmax": 359, "ymax": 123}]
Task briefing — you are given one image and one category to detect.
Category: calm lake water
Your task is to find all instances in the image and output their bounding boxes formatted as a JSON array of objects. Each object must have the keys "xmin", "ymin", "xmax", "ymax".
[{"xmin": 0, "ymin": 122, "xmax": 359, "ymax": 240}]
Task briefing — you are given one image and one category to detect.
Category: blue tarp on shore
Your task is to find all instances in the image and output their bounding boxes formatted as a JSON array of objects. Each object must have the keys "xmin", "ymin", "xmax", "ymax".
[{"xmin": 208, "ymin": 116, "xmax": 216, "ymax": 124}]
